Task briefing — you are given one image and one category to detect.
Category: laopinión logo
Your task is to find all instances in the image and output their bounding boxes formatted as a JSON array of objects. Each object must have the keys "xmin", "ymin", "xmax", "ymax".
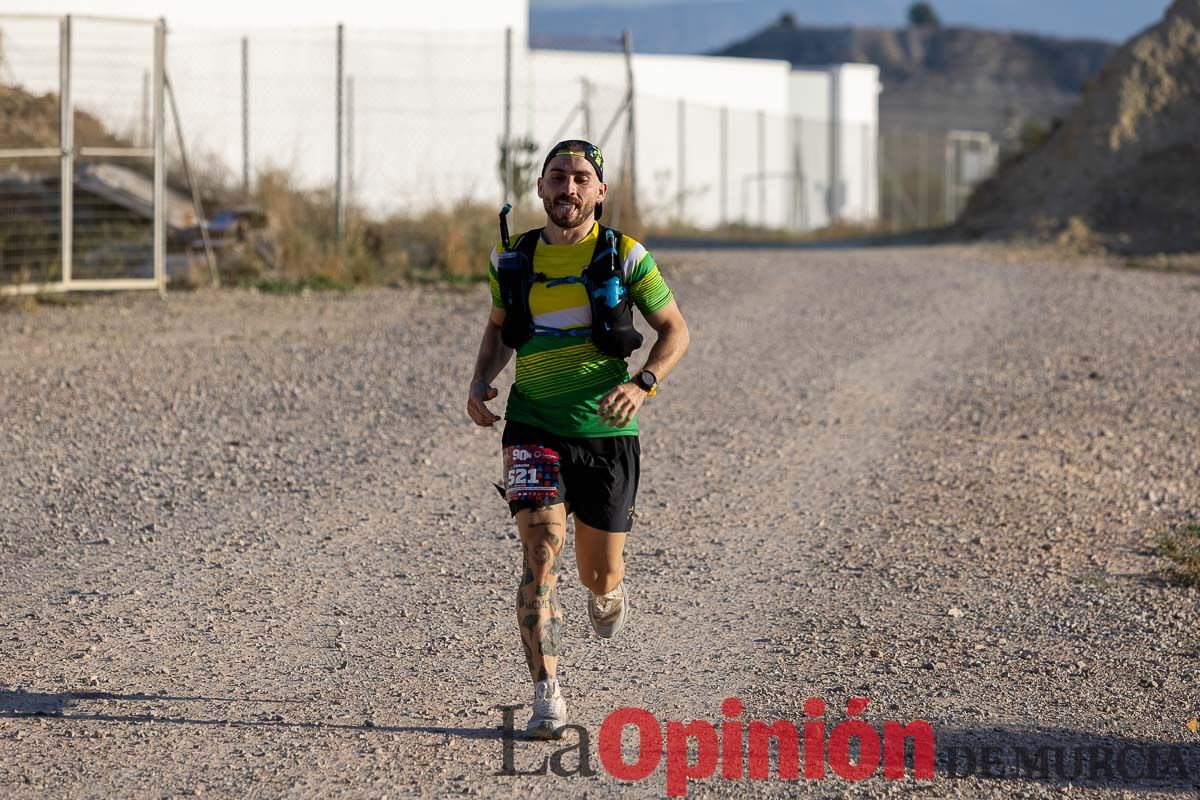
[
  {"xmin": 496, "ymin": 698, "xmax": 1199, "ymax": 796},
  {"xmin": 498, "ymin": 697, "xmax": 935, "ymax": 796}
]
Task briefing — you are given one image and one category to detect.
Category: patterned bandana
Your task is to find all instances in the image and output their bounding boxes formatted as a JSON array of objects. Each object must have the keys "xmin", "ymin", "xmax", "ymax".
[{"xmin": 541, "ymin": 140, "xmax": 604, "ymax": 181}]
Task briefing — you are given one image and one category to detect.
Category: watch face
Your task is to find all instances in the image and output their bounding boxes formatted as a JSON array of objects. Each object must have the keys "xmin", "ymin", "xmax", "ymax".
[{"xmin": 638, "ymin": 370, "xmax": 656, "ymax": 389}]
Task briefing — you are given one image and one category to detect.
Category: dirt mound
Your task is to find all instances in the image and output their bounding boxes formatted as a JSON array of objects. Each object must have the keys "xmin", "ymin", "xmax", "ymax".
[
  {"xmin": 0, "ymin": 84, "xmax": 132, "ymax": 151},
  {"xmin": 958, "ymin": 0, "xmax": 1200, "ymax": 254}
]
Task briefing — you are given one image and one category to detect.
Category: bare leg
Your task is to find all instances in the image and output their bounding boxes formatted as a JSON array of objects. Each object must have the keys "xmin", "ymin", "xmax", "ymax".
[
  {"xmin": 515, "ymin": 505, "xmax": 568, "ymax": 681},
  {"xmin": 574, "ymin": 519, "xmax": 626, "ymax": 596}
]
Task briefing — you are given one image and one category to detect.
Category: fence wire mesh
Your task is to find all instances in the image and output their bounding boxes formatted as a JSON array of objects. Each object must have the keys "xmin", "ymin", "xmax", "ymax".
[
  {"xmin": 0, "ymin": 16, "xmax": 1003, "ymax": 292},
  {"xmin": 0, "ymin": 17, "xmax": 61, "ymax": 286},
  {"xmin": 72, "ymin": 18, "xmax": 158, "ymax": 281},
  {"xmin": 0, "ymin": 14, "xmax": 165, "ymax": 292}
]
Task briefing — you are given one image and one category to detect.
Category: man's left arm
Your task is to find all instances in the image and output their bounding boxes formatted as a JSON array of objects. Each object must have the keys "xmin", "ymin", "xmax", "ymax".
[{"xmin": 597, "ymin": 298, "xmax": 690, "ymax": 428}]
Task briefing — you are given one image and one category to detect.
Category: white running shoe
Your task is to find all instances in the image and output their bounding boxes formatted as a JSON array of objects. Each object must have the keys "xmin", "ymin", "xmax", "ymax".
[
  {"xmin": 588, "ymin": 582, "xmax": 628, "ymax": 639},
  {"xmin": 526, "ymin": 678, "xmax": 567, "ymax": 740}
]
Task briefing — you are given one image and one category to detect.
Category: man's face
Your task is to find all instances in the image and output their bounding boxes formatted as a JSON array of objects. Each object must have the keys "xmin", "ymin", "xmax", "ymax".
[{"xmin": 537, "ymin": 155, "xmax": 607, "ymax": 229}]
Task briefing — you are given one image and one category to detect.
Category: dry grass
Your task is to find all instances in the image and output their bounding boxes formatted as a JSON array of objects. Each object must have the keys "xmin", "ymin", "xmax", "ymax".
[
  {"xmin": 1157, "ymin": 523, "xmax": 1200, "ymax": 588},
  {"xmin": 203, "ymin": 169, "xmax": 551, "ymax": 289}
]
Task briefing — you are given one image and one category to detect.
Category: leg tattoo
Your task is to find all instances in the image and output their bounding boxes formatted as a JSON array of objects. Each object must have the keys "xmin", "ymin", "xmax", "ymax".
[{"xmin": 516, "ymin": 521, "xmax": 565, "ymax": 682}]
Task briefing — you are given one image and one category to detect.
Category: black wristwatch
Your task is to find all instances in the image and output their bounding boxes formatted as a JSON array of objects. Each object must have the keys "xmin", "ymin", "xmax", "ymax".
[{"xmin": 633, "ymin": 369, "xmax": 658, "ymax": 395}]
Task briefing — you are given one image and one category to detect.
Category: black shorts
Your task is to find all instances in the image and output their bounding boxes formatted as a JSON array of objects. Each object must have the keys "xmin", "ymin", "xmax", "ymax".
[{"xmin": 501, "ymin": 420, "xmax": 640, "ymax": 533}]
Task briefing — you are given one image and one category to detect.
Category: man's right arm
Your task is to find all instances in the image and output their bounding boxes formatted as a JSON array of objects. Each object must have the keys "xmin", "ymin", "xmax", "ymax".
[{"xmin": 466, "ymin": 306, "xmax": 511, "ymax": 427}]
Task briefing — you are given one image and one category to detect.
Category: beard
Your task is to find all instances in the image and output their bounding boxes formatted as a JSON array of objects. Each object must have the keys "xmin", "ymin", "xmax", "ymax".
[{"xmin": 543, "ymin": 194, "xmax": 594, "ymax": 228}]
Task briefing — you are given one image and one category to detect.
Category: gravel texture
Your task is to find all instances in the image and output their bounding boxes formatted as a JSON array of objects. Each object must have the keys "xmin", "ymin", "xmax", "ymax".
[{"xmin": 1, "ymin": 244, "xmax": 1198, "ymax": 798}]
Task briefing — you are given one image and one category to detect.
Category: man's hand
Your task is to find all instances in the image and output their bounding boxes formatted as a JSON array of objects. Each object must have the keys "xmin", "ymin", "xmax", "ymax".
[
  {"xmin": 467, "ymin": 380, "xmax": 502, "ymax": 427},
  {"xmin": 598, "ymin": 382, "xmax": 646, "ymax": 428}
]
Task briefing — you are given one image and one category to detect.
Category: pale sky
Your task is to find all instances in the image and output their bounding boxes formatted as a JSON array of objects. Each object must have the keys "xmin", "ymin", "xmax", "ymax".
[{"xmin": 0, "ymin": 0, "xmax": 528, "ymax": 31}]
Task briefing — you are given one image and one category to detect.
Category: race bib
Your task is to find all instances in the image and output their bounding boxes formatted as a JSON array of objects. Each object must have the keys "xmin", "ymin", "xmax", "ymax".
[{"xmin": 503, "ymin": 444, "xmax": 562, "ymax": 503}]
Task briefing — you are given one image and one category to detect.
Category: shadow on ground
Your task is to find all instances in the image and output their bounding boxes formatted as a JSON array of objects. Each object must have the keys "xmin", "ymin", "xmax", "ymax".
[
  {"xmin": 0, "ymin": 687, "xmax": 505, "ymax": 741},
  {"xmin": 3, "ymin": 688, "xmax": 1198, "ymax": 790}
]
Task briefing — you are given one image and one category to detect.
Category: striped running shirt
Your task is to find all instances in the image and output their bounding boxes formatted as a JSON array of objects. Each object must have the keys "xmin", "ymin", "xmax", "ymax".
[{"xmin": 488, "ymin": 222, "xmax": 673, "ymax": 437}]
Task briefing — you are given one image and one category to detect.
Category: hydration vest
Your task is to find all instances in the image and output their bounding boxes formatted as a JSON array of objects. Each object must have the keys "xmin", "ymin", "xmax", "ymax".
[{"xmin": 496, "ymin": 226, "xmax": 644, "ymax": 359}]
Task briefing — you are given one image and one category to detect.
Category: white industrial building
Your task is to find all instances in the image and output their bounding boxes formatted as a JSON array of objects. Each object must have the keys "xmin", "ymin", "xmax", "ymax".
[
  {"xmin": 523, "ymin": 51, "xmax": 879, "ymax": 229},
  {"xmin": 0, "ymin": 0, "xmax": 879, "ymax": 231}
]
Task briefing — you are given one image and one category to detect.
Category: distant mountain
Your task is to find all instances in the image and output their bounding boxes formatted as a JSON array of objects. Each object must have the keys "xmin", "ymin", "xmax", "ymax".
[
  {"xmin": 716, "ymin": 17, "xmax": 1117, "ymax": 138},
  {"xmin": 719, "ymin": 19, "xmax": 1113, "ymax": 94},
  {"xmin": 529, "ymin": 0, "xmax": 1154, "ymax": 55},
  {"xmin": 530, "ymin": 0, "xmax": 816, "ymax": 54}
]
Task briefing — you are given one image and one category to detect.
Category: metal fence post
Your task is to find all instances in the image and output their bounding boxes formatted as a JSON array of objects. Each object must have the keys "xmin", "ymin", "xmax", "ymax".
[
  {"xmin": 622, "ymin": 29, "xmax": 637, "ymax": 222},
  {"xmin": 791, "ymin": 115, "xmax": 803, "ymax": 230},
  {"xmin": 153, "ymin": 17, "xmax": 166, "ymax": 292},
  {"xmin": 917, "ymin": 131, "xmax": 927, "ymax": 228},
  {"xmin": 943, "ymin": 133, "xmax": 954, "ymax": 223},
  {"xmin": 873, "ymin": 120, "xmax": 883, "ymax": 225},
  {"xmin": 59, "ymin": 15, "xmax": 73, "ymax": 287},
  {"xmin": 676, "ymin": 97, "xmax": 685, "ymax": 224},
  {"xmin": 719, "ymin": 106, "xmax": 728, "ymax": 227},
  {"xmin": 503, "ymin": 27, "xmax": 513, "ymax": 202},
  {"xmin": 757, "ymin": 109, "xmax": 766, "ymax": 227},
  {"xmin": 580, "ymin": 78, "xmax": 592, "ymax": 140},
  {"xmin": 347, "ymin": 75, "xmax": 355, "ymax": 208},
  {"xmin": 241, "ymin": 36, "xmax": 249, "ymax": 196},
  {"xmin": 141, "ymin": 69, "xmax": 150, "ymax": 147},
  {"xmin": 862, "ymin": 124, "xmax": 870, "ymax": 222},
  {"xmin": 334, "ymin": 24, "xmax": 345, "ymax": 245},
  {"xmin": 165, "ymin": 73, "xmax": 218, "ymax": 287}
]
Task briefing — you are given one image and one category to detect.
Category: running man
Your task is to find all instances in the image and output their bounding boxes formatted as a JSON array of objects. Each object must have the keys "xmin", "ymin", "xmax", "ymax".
[{"xmin": 466, "ymin": 140, "xmax": 690, "ymax": 739}]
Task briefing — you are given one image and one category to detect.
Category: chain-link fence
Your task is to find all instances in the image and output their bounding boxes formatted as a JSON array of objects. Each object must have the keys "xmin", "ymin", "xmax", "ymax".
[
  {"xmin": 879, "ymin": 127, "xmax": 1000, "ymax": 231},
  {"xmin": 602, "ymin": 96, "xmax": 878, "ymax": 232},
  {"xmin": 0, "ymin": 14, "xmax": 168, "ymax": 295},
  {"xmin": 170, "ymin": 27, "xmax": 527, "ymax": 214},
  {"xmin": 0, "ymin": 16, "xmax": 1002, "ymax": 292}
]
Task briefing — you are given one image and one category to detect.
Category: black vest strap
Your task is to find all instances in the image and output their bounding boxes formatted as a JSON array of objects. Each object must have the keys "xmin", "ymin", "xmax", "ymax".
[
  {"xmin": 498, "ymin": 225, "xmax": 643, "ymax": 358},
  {"xmin": 496, "ymin": 230, "xmax": 541, "ymax": 350},
  {"xmin": 513, "ymin": 228, "xmax": 542, "ymax": 271}
]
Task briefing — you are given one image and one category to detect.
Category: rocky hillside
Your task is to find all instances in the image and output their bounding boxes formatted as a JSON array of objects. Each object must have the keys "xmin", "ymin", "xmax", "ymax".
[
  {"xmin": 958, "ymin": 0, "xmax": 1200, "ymax": 254},
  {"xmin": 717, "ymin": 18, "xmax": 1116, "ymax": 139}
]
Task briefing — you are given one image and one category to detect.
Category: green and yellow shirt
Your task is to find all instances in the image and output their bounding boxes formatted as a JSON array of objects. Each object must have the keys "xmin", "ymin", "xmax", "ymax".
[{"xmin": 488, "ymin": 223, "xmax": 673, "ymax": 437}]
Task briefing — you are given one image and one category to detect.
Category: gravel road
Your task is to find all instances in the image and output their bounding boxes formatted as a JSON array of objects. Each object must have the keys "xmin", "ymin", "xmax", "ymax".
[{"xmin": 1, "ymin": 244, "xmax": 1197, "ymax": 799}]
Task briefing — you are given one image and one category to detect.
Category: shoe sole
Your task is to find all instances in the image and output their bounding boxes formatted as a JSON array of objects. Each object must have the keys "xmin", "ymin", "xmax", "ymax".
[{"xmin": 525, "ymin": 719, "xmax": 567, "ymax": 740}]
